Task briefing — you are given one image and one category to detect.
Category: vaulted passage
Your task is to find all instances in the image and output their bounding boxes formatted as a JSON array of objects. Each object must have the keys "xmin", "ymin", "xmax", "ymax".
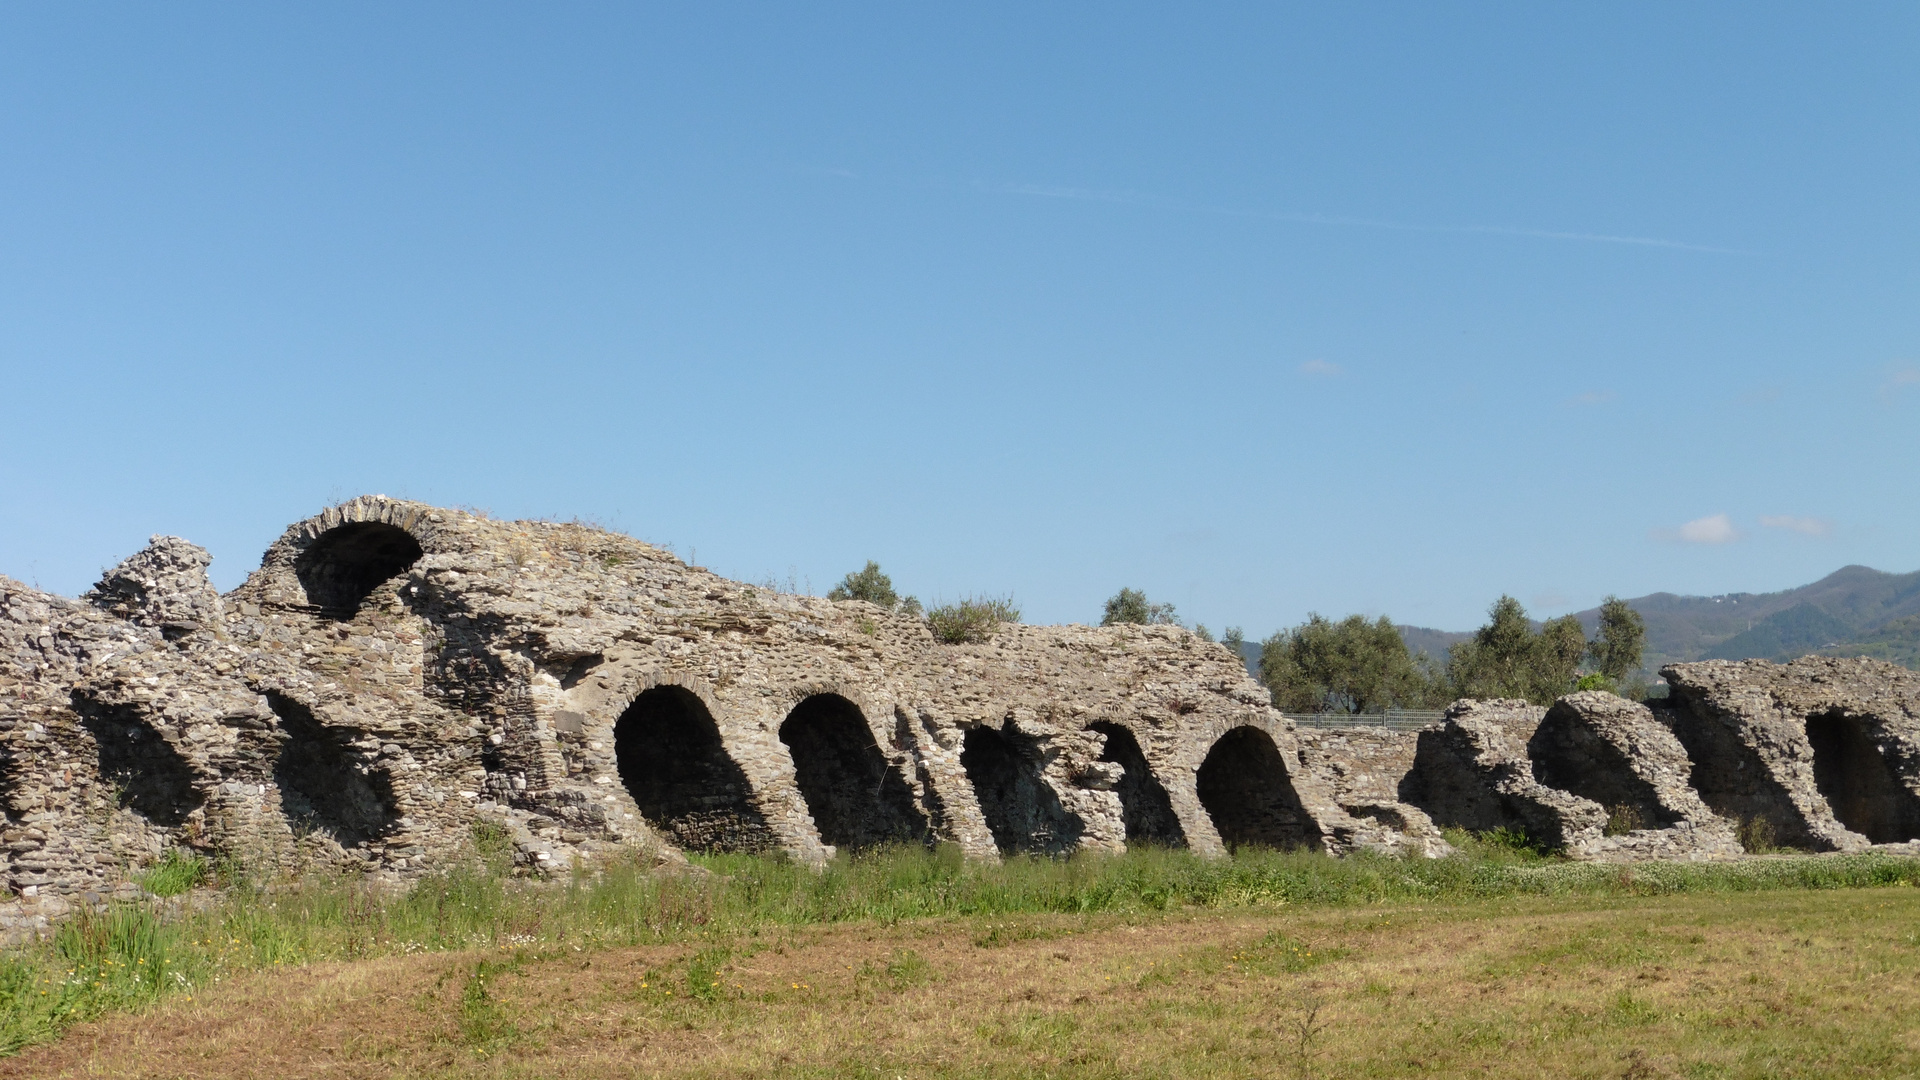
[
  {"xmin": 268, "ymin": 692, "xmax": 397, "ymax": 846},
  {"xmin": 1807, "ymin": 710, "xmax": 1920, "ymax": 844},
  {"xmin": 1197, "ymin": 726, "xmax": 1317, "ymax": 851},
  {"xmin": 1528, "ymin": 705, "xmax": 1677, "ymax": 830},
  {"xmin": 961, "ymin": 724, "xmax": 1083, "ymax": 855},
  {"xmin": 779, "ymin": 694, "xmax": 928, "ymax": 850},
  {"xmin": 1088, "ymin": 721, "xmax": 1185, "ymax": 847},
  {"xmin": 1664, "ymin": 698, "xmax": 1824, "ymax": 850},
  {"xmin": 615, "ymin": 686, "xmax": 774, "ymax": 853},
  {"xmin": 296, "ymin": 522, "xmax": 424, "ymax": 617},
  {"xmin": 74, "ymin": 701, "xmax": 203, "ymax": 827}
]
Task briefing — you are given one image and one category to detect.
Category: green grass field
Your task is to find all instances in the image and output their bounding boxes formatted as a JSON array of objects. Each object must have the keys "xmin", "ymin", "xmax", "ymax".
[{"xmin": 4, "ymin": 837, "xmax": 1919, "ymax": 1076}]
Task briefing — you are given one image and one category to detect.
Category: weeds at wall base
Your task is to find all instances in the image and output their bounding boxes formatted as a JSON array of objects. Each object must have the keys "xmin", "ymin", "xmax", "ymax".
[{"xmin": 2, "ymin": 844, "xmax": 1919, "ymax": 1056}]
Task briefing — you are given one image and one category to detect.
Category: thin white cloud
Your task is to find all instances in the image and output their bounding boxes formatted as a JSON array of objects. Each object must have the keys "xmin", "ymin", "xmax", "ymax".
[
  {"xmin": 1880, "ymin": 366, "xmax": 1920, "ymax": 400},
  {"xmin": 983, "ymin": 182, "xmax": 1752, "ymax": 254},
  {"xmin": 1760, "ymin": 515, "xmax": 1832, "ymax": 537},
  {"xmin": 1677, "ymin": 514, "xmax": 1740, "ymax": 545},
  {"xmin": 1298, "ymin": 359, "xmax": 1341, "ymax": 377}
]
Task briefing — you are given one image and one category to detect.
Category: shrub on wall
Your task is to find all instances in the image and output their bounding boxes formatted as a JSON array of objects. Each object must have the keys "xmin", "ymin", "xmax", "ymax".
[{"xmin": 926, "ymin": 597, "xmax": 1020, "ymax": 644}]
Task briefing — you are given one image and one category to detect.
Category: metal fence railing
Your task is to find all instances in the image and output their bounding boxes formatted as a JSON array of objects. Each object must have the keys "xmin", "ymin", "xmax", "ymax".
[{"xmin": 1284, "ymin": 709, "xmax": 1446, "ymax": 732}]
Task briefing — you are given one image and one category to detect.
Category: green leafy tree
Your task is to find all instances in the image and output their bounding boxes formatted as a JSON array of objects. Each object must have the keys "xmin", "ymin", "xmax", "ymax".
[
  {"xmin": 827, "ymin": 561, "xmax": 919, "ymax": 614},
  {"xmin": 1534, "ymin": 614, "xmax": 1588, "ymax": 700},
  {"xmin": 1260, "ymin": 614, "xmax": 1438, "ymax": 714},
  {"xmin": 1589, "ymin": 596, "xmax": 1647, "ymax": 683},
  {"xmin": 1446, "ymin": 597, "xmax": 1592, "ymax": 704},
  {"xmin": 1446, "ymin": 596, "xmax": 1538, "ymax": 700},
  {"xmin": 1102, "ymin": 587, "xmax": 1180, "ymax": 627},
  {"xmin": 828, "ymin": 561, "xmax": 897, "ymax": 607}
]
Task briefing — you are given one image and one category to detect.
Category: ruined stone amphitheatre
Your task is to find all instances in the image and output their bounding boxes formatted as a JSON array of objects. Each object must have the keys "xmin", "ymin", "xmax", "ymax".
[{"xmin": 4, "ymin": 496, "xmax": 1920, "ymax": 938}]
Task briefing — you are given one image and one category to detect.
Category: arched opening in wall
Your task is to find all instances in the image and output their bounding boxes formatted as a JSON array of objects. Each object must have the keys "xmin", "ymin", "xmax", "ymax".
[
  {"xmin": 1196, "ymin": 726, "xmax": 1318, "ymax": 852},
  {"xmin": 295, "ymin": 522, "xmax": 423, "ymax": 617},
  {"xmin": 267, "ymin": 692, "xmax": 398, "ymax": 846},
  {"xmin": 960, "ymin": 724, "xmax": 1083, "ymax": 856},
  {"xmin": 1663, "ymin": 697, "xmax": 1823, "ymax": 850},
  {"xmin": 1087, "ymin": 722, "xmax": 1185, "ymax": 847},
  {"xmin": 1807, "ymin": 710, "xmax": 1920, "ymax": 844},
  {"xmin": 1528, "ymin": 705, "xmax": 1677, "ymax": 831},
  {"xmin": 615, "ymin": 685, "xmax": 775, "ymax": 854},
  {"xmin": 778, "ymin": 694, "xmax": 928, "ymax": 850},
  {"xmin": 73, "ymin": 701, "xmax": 203, "ymax": 827}
]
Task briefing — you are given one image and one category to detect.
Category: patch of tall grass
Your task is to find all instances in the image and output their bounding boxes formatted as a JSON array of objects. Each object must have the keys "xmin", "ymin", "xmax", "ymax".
[{"xmin": 1, "ymin": 841, "xmax": 1917, "ymax": 1055}]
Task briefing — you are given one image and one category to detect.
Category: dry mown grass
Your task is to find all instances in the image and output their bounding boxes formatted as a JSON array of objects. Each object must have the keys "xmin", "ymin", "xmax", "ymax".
[{"xmin": 8, "ymin": 886, "xmax": 1919, "ymax": 1079}]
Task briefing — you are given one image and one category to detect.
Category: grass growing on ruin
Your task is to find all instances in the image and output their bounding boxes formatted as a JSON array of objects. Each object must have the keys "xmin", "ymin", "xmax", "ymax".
[{"xmin": 2, "ymin": 842, "xmax": 1919, "ymax": 1057}]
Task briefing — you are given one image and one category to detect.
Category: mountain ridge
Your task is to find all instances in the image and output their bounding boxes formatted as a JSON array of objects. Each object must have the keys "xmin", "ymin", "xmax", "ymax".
[{"xmin": 1394, "ymin": 564, "xmax": 1920, "ymax": 673}]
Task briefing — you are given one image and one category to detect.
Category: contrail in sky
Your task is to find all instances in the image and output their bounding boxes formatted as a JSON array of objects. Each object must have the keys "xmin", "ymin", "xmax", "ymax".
[{"xmin": 987, "ymin": 182, "xmax": 1751, "ymax": 255}]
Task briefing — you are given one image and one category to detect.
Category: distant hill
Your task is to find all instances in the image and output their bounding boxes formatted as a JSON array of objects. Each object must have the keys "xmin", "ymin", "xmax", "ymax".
[
  {"xmin": 1389, "ymin": 565, "xmax": 1920, "ymax": 675},
  {"xmin": 1397, "ymin": 624, "xmax": 1472, "ymax": 662},
  {"xmin": 1572, "ymin": 565, "xmax": 1920, "ymax": 672},
  {"xmin": 1230, "ymin": 566, "xmax": 1920, "ymax": 686}
]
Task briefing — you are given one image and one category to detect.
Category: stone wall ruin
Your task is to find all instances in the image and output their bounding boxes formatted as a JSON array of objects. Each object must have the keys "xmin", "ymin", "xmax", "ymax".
[{"xmin": 4, "ymin": 496, "xmax": 1920, "ymax": 938}]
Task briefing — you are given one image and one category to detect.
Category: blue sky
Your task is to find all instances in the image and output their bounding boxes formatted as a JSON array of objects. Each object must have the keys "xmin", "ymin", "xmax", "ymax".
[{"xmin": 2, "ymin": 3, "xmax": 1916, "ymax": 635}]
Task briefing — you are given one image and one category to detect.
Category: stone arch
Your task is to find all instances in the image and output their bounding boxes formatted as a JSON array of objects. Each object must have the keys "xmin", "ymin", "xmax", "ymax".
[
  {"xmin": 778, "ymin": 693, "xmax": 928, "ymax": 850},
  {"xmin": 614, "ymin": 684, "xmax": 774, "ymax": 853},
  {"xmin": 1196, "ymin": 726, "xmax": 1317, "ymax": 851},
  {"xmin": 959, "ymin": 724, "xmax": 1082, "ymax": 855},
  {"xmin": 1086, "ymin": 721, "xmax": 1185, "ymax": 846},
  {"xmin": 295, "ymin": 521, "xmax": 423, "ymax": 616},
  {"xmin": 266, "ymin": 692, "xmax": 398, "ymax": 846},
  {"xmin": 1807, "ymin": 710, "xmax": 1920, "ymax": 844},
  {"xmin": 1528, "ymin": 709, "xmax": 1678, "ymax": 830},
  {"xmin": 73, "ymin": 701, "xmax": 203, "ymax": 827}
]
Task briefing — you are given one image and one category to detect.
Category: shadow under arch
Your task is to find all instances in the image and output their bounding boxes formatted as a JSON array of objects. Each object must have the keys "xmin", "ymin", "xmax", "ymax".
[
  {"xmin": 295, "ymin": 522, "xmax": 423, "ymax": 618},
  {"xmin": 1196, "ymin": 726, "xmax": 1318, "ymax": 851},
  {"xmin": 614, "ymin": 685, "xmax": 774, "ymax": 853},
  {"xmin": 1086, "ymin": 721, "xmax": 1185, "ymax": 847},
  {"xmin": 267, "ymin": 692, "xmax": 398, "ymax": 847},
  {"xmin": 778, "ymin": 693, "xmax": 928, "ymax": 850},
  {"xmin": 1528, "ymin": 700, "xmax": 1679, "ymax": 831},
  {"xmin": 73, "ymin": 700, "xmax": 204, "ymax": 827},
  {"xmin": 1808, "ymin": 710, "xmax": 1920, "ymax": 844},
  {"xmin": 960, "ymin": 723, "xmax": 1083, "ymax": 856}
]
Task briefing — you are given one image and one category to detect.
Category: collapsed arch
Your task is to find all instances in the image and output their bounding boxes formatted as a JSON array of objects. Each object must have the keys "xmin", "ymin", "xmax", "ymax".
[
  {"xmin": 267, "ymin": 692, "xmax": 398, "ymax": 846},
  {"xmin": 961, "ymin": 724, "xmax": 1083, "ymax": 855},
  {"xmin": 74, "ymin": 701, "xmax": 203, "ymax": 827},
  {"xmin": 1196, "ymin": 726, "xmax": 1318, "ymax": 851},
  {"xmin": 1807, "ymin": 710, "xmax": 1920, "ymax": 844},
  {"xmin": 1528, "ymin": 707, "xmax": 1677, "ymax": 830},
  {"xmin": 295, "ymin": 522, "xmax": 423, "ymax": 616},
  {"xmin": 614, "ymin": 685, "xmax": 774, "ymax": 853},
  {"xmin": 778, "ymin": 694, "xmax": 928, "ymax": 850},
  {"xmin": 1087, "ymin": 721, "xmax": 1185, "ymax": 847}
]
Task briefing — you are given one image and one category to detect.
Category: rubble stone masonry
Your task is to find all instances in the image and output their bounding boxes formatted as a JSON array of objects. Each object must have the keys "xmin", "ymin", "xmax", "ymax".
[{"xmin": 3, "ymin": 497, "xmax": 1918, "ymax": 939}]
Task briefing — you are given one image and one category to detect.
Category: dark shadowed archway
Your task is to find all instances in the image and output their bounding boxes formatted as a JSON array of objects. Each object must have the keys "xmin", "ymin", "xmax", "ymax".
[
  {"xmin": 1808, "ymin": 710, "xmax": 1920, "ymax": 844},
  {"xmin": 295, "ymin": 522, "xmax": 424, "ymax": 617},
  {"xmin": 778, "ymin": 694, "xmax": 929, "ymax": 850},
  {"xmin": 961, "ymin": 724, "xmax": 1083, "ymax": 855},
  {"xmin": 1087, "ymin": 721, "xmax": 1185, "ymax": 847},
  {"xmin": 614, "ymin": 685, "xmax": 774, "ymax": 853},
  {"xmin": 1196, "ymin": 726, "xmax": 1318, "ymax": 851},
  {"xmin": 267, "ymin": 692, "xmax": 398, "ymax": 846},
  {"xmin": 74, "ymin": 701, "xmax": 204, "ymax": 827},
  {"xmin": 1528, "ymin": 703, "xmax": 1677, "ymax": 831}
]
